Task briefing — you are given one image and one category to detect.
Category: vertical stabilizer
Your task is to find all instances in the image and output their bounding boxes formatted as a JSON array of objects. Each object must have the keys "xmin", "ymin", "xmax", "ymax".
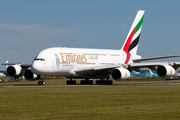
[{"xmin": 122, "ymin": 10, "xmax": 145, "ymax": 64}]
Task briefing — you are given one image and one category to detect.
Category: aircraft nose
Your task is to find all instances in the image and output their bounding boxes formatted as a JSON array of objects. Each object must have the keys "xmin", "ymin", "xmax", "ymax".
[{"xmin": 31, "ymin": 61, "xmax": 42, "ymax": 75}]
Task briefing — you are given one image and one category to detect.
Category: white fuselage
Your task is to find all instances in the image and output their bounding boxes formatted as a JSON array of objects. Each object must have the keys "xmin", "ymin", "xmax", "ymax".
[{"xmin": 31, "ymin": 47, "xmax": 135, "ymax": 77}]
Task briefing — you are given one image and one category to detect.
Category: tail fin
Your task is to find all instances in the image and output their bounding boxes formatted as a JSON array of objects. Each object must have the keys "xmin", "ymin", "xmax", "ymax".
[{"xmin": 122, "ymin": 10, "xmax": 145, "ymax": 55}]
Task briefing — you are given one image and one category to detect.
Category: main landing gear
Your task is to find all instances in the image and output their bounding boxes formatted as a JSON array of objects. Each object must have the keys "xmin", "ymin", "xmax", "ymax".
[
  {"xmin": 96, "ymin": 79, "xmax": 113, "ymax": 85},
  {"xmin": 66, "ymin": 78, "xmax": 113, "ymax": 85},
  {"xmin": 80, "ymin": 79, "xmax": 93, "ymax": 85},
  {"xmin": 66, "ymin": 78, "xmax": 76, "ymax": 85},
  {"xmin": 95, "ymin": 73, "xmax": 113, "ymax": 85}
]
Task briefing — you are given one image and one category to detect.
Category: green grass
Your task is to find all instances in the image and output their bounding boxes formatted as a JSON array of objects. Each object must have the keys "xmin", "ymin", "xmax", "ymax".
[{"xmin": 1, "ymin": 82, "xmax": 180, "ymax": 119}]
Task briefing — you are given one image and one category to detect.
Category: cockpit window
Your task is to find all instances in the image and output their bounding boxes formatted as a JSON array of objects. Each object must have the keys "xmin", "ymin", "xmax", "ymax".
[{"xmin": 34, "ymin": 58, "xmax": 45, "ymax": 61}]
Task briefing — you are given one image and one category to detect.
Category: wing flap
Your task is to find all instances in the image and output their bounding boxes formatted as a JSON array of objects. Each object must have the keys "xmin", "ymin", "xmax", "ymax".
[{"xmin": 1, "ymin": 63, "xmax": 31, "ymax": 70}]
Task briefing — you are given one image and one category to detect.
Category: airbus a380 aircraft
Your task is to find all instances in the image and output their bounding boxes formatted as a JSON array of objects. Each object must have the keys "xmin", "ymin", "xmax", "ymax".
[{"xmin": 3, "ymin": 10, "xmax": 180, "ymax": 85}]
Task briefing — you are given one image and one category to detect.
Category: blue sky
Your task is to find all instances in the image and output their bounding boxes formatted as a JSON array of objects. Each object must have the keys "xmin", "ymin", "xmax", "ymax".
[{"xmin": 0, "ymin": 0, "xmax": 180, "ymax": 70}]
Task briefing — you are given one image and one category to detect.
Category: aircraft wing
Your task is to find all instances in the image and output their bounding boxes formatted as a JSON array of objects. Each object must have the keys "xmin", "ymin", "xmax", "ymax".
[
  {"xmin": 128, "ymin": 62, "xmax": 180, "ymax": 70},
  {"xmin": 1, "ymin": 63, "xmax": 31, "ymax": 70},
  {"xmin": 74, "ymin": 61, "xmax": 180, "ymax": 78},
  {"xmin": 0, "ymin": 70, "xmax": 6, "ymax": 75},
  {"xmin": 133, "ymin": 55, "xmax": 180, "ymax": 63}
]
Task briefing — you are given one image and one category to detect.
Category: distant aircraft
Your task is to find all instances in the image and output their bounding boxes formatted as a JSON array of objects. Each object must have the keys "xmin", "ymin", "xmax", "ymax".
[
  {"xmin": 0, "ymin": 60, "xmax": 22, "ymax": 82},
  {"xmin": 2, "ymin": 10, "xmax": 180, "ymax": 85},
  {"xmin": 131, "ymin": 69, "xmax": 158, "ymax": 77}
]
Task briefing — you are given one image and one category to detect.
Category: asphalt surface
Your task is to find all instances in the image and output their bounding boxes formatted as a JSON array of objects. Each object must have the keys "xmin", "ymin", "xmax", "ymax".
[{"xmin": 1, "ymin": 81, "xmax": 180, "ymax": 87}]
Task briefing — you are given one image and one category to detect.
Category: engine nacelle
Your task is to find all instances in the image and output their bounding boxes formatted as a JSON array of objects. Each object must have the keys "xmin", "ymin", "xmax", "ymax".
[
  {"xmin": 111, "ymin": 68, "xmax": 130, "ymax": 81},
  {"xmin": 157, "ymin": 65, "xmax": 175, "ymax": 77},
  {"xmin": 6, "ymin": 65, "xmax": 22, "ymax": 77},
  {"xmin": 24, "ymin": 69, "xmax": 40, "ymax": 80}
]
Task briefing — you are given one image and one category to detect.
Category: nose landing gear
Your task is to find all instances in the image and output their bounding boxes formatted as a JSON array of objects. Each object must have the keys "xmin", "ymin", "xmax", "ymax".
[{"xmin": 38, "ymin": 77, "xmax": 45, "ymax": 85}]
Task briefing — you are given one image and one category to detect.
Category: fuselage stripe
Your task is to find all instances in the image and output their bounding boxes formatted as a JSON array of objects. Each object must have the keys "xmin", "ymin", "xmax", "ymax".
[
  {"xmin": 123, "ymin": 27, "xmax": 136, "ymax": 52},
  {"xmin": 128, "ymin": 34, "xmax": 140, "ymax": 52}
]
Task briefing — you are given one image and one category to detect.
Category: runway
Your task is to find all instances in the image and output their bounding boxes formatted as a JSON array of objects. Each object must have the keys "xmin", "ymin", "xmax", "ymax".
[{"xmin": 1, "ymin": 81, "xmax": 180, "ymax": 87}]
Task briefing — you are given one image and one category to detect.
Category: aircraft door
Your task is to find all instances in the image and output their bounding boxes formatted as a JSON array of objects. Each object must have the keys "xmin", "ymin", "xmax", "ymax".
[
  {"xmin": 41, "ymin": 61, "xmax": 47, "ymax": 68},
  {"xmin": 51, "ymin": 59, "xmax": 55, "ymax": 68}
]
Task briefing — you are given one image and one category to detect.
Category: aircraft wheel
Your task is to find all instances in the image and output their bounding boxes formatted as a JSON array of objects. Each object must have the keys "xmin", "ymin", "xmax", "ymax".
[
  {"xmin": 80, "ymin": 80, "xmax": 84, "ymax": 85},
  {"xmin": 109, "ymin": 80, "xmax": 113, "ymax": 85},
  {"xmin": 42, "ymin": 81, "xmax": 45, "ymax": 85},
  {"xmin": 38, "ymin": 81, "xmax": 41, "ymax": 85},
  {"xmin": 66, "ymin": 80, "xmax": 70, "ymax": 85},
  {"xmin": 73, "ymin": 80, "xmax": 76, "ymax": 85},
  {"xmin": 96, "ymin": 80, "xmax": 99, "ymax": 85},
  {"xmin": 90, "ymin": 80, "xmax": 93, "ymax": 85},
  {"xmin": 101, "ymin": 80, "xmax": 105, "ymax": 85}
]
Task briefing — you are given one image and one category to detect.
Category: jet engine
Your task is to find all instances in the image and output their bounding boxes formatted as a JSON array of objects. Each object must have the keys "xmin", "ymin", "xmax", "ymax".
[
  {"xmin": 24, "ymin": 69, "xmax": 40, "ymax": 80},
  {"xmin": 111, "ymin": 68, "xmax": 130, "ymax": 80},
  {"xmin": 157, "ymin": 65, "xmax": 175, "ymax": 77},
  {"xmin": 6, "ymin": 65, "xmax": 22, "ymax": 77}
]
